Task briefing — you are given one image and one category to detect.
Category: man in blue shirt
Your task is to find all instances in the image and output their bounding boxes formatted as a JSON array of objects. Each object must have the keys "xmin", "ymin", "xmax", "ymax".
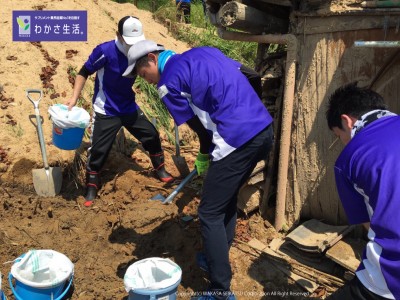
[
  {"xmin": 176, "ymin": 0, "xmax": 191, "ymax": 24},
  {"xmin": 65, "ymin": 17, "xmax": 173, "ymax": 207},
  {"xmin": 123, "ymin": 40, "xmax": 274, "ymax": 300},
  {"xmin": 326, "ymin": 82, "xmax": 400, "ymax": 300}
]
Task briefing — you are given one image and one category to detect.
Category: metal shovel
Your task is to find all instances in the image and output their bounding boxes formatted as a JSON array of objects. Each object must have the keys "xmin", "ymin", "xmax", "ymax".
[
  {"xmin": 172, "ymin": 123, "xmax": 190, "ymax": 177},
  {"xmin": 150, "ymin": 169, "xmax": 197, "ymax": 204},
  {"xmin": 27, "ymin": 89, "xmax": 62, "ymax": 197}
]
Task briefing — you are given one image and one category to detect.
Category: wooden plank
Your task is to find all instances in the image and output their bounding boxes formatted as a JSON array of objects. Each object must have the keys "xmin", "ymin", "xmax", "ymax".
[
  {"xmin": 326, "ymin": 237, "xmax": 366, "ymax": 272},
  {"xmin": 246, "ymin": 239, "xmax": 328, "ymax": 293},
  {"xmin": 257, "ymin": 0, "xmax": 292, "ymax": 7},
  {"xmin": 294, "ymin": 14, "xmax": 400, "ymax": 35}
]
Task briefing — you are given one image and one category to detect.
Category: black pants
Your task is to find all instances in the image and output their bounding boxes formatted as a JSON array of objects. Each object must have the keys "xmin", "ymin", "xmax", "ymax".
[
  {"xmin": 198, "ymin": 125, "xmax": 273, "ymax": 299},
  {"xmin": 87, "ymin": 109, "xmax": 162, "ymax": 172},
  {"xmin": 176, "ymin": 2, "xmax": 190, "ymax": 24},
  {"xmin": 327, "ymin": 276, "xmax": 389, "ymax": 300}
]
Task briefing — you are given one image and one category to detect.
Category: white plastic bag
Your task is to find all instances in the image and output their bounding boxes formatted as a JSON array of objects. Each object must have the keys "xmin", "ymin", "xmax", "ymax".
[
  {"xmin": 11, "ymin": 249, "xmax": 74, "ymax": 288},
  {"xmin": 48, "ymin": 104, "xmax": 90, "ymax": 129},
  {"xmin": 124, "ymin": 257, "xmax": 182, "ymax": 292}
]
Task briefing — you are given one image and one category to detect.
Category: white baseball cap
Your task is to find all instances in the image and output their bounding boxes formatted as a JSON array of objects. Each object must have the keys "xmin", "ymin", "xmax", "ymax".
[
  {"xmin": 118, "ymin": 16, "xmax": 145, "ymax": 45},
  {"xmin": 122, "ymin": 40, "xmax": 165, "ymax": 78}
]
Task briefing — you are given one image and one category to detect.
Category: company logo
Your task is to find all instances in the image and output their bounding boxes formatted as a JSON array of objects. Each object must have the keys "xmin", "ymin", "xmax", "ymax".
[
  {"xmin": 17, "ymin": 16, "xmax": 31, "ymax": 35},
  {"xmin": 54, "ymin": 127, "xmax": 63, "ymax": 135},
  {"xmin": 13, "ymin": 11, "xmax": 87, "ymax": 42}
]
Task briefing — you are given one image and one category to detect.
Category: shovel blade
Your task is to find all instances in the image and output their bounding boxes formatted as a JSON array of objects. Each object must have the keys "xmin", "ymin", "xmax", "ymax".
[
  {"xmin": 150, "ymin": 193, "xmax": 166, "ymax": 202},
  {"xmin": 172, "ymin": 155, "xmax": 190, "ymax": 177},
  {"xmin": 32, "ymin": 167, "xmax": 62, "ymax": 197}
]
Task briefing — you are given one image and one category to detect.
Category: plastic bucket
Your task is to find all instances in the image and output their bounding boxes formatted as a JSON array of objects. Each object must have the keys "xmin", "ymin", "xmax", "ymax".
[
  {"xmin": 48, "ymin": 104, "xmax": 90, "ymax": 150},
  {"xmin": 124, "ymin": 258, "xmax": 182, "ymax": 300},
  {"xmin": 0, "ymin": 291, "xmax": 6, "ymax": 300},
  {"xmin": 129, "ymin": 280, "xmax": 180, "ymax": 300},
  {"xmin": 9, "ymin": 273, "xmax": 73, "ymax": 300},
  {"xmin": 52, "ymin": 125, "xmax": 85, "ymax": 150},
  {"xmin": 8, "ymin": 250, "xmax": 74, "ymax": 300}
]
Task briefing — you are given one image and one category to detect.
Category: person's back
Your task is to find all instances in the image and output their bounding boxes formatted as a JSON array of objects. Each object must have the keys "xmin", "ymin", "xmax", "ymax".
[
  {"xmin": 335, "ymin": 114, "xmax": 400, "ymax": 299},
  {"xmin": 326, "ymin": 82, "xmax": 400, "ymax": 299},
  {"xmin": 158, "ymin": 46, "xmax": 272, "ymax": 160}
]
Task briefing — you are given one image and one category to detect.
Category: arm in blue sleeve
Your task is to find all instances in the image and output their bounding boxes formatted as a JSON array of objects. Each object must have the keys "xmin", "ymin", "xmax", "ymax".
[{"xmin": 335, "ymin": 166, "xmax": 370, "ymax": 224}]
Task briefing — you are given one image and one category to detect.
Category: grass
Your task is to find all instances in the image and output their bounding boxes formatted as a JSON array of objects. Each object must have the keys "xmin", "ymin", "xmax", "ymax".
[{"xmin": 8, "ymin": 124, "xmax": 24, "ymax": 138}]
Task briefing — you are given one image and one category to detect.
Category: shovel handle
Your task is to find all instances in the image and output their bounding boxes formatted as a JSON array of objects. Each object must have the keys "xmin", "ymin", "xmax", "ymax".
[
  {"xmin": 26, "ymin": 89, "xmax": 43, "ymax": 108},
  {"xmin": 162, "ymin": 169, "xmax": 197, "ymax": 204},
  {"xmin": 174, "ymin": 123, "xmax": 180, "ymax": 156},
  {"xmin": 27, "ymin": 89, "xmax": 49, "ymax": 170}
]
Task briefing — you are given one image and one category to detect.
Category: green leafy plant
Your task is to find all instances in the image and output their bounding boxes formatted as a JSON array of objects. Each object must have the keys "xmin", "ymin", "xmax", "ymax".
[{"xmin": 134, "ymin": 77, "xmax": 175, "ymax": 144}]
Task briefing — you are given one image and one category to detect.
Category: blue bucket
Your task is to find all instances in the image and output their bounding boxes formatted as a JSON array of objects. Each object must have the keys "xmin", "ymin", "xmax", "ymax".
[
  {"xmin": 9, "ymin": 273, "xmax": 73, "ymax": 300},
  {"xmin": 52, "ymin": 125, "xmax": 85, "ymax": 150},
  {"xmin": 0, "ymin": 291, "xmax": 6, "ymax": 300},
  {"xmin": 9, "ymin": 250, "xmax": 74, "ymax": 300},
  {"xmin": 124, "ymin": 258, "xmax": 182, "ymax": 300}
]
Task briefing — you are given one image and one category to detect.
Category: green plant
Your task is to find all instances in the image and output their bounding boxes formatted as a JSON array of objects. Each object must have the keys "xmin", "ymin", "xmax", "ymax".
[
  {"xmin": 67, "ymin": 64, "xmax": 93, "ymax": 113},
  {"xmin": 10, "ymin": 124, "xmax": 24, "ymax": 137},
  {"xmin": 134, "ymin": 77, "xmax": 175, "ymax": 143}
]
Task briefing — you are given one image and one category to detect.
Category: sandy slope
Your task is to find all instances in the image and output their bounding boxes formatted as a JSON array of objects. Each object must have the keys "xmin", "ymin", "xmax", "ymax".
[{"xmin": 0, "ymin": 0, "xmax": 190, "ymax": 186}]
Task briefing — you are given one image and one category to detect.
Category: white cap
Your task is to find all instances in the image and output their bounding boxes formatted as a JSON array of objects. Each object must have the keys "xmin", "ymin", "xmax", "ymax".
[
  {"xmin": 122, "ymin": 40, "xmax": 165, "ymax": 78},
  {"xmin": 118, "ymin": 16, "xmax": 145, "ymax": 45}
]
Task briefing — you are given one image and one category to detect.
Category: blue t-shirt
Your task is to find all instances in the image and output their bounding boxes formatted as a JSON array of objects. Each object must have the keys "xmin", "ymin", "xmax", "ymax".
[
  {"xmin": 334, "ymin": 115, "xmax": 400, "ymax": 299},
  {"xmin": 157, "ymin": 47, "xmax": 273, "ymax": 161},
  {"xmin": 84, "ymin": 40, "xmax": 139, "ymax": 116}
]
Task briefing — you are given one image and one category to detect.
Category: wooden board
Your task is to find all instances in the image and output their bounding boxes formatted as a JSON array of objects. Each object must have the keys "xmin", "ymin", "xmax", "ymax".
[{"xmin": 326, "ymin": 237, "xmax": 367, "ymax": 272}]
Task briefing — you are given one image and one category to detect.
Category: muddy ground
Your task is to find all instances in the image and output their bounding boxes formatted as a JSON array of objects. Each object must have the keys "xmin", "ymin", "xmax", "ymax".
[
  {"xmin": 0, "ymin": 145, "xmax": 310, "ymax": 300},
  {"xmin": 0, "ymin": 0, "xmax": 330, "ymax": 299}
]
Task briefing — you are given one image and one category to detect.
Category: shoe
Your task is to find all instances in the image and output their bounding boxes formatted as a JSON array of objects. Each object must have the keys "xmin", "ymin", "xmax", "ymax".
[
  {"xmin": 155, "ymin": 167, "xmax": 174, "ymax": 183},
  {"xmin": 150, "ymin": 152, "xmax": 174, "ymax": 183},
  {"xmin": 84, "ymin": 186, "xmax": 97, "ymax": 207},
  {"xmin": 196, "ymin": 252, "xmax": 209, "ymax": 272},
  {"xmin": 84, "ymin": 170, "xmax": 100, "ymax": 207}
]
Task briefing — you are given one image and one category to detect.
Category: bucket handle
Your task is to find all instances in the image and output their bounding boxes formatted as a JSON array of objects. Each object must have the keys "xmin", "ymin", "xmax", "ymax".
[{"xmin": 8, "ymin": 272, "xmax": 74, "ymax": 300}]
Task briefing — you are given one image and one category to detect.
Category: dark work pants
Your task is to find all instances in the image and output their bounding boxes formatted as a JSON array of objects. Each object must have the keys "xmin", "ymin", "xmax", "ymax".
[
  {"xmin": 327, "ymin": 276, "xmax": 389, "ymax": 300},
  {"xmin": 87, "ymin": 109, "xmax": 162, "ymax": 172},
  {"xmin": 198, "ymin": 125, "xmax": 273, "ymax": 298},
  {"xmin": 176, "ymin": 2, "xmax": 191, "ymax": 24}
]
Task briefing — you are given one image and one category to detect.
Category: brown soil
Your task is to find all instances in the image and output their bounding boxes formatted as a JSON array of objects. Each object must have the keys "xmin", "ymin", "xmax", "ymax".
[{"xmin": 0, "ymin": 0, "xmax": 308, "ymax": 299}]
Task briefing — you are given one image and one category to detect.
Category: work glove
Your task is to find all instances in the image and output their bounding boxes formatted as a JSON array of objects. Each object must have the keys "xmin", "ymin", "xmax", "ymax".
[{"xmin": 195, "ymin": 152, "xmax": 210, "ymax": 176}]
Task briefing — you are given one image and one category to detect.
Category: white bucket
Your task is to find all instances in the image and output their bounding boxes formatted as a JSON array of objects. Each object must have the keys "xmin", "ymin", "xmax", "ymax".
[{"xmin": 124, "ymin": 257, "xmax": 182, "ymax": 300}]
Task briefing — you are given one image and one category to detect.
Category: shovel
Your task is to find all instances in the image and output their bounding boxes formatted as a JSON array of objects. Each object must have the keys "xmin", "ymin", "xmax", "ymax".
[
  {"xmin": 27, "ymin": 89, "xmax": 62, "ymax": 197},
  {"xmin": 150, "ymin": 169, "xmax": 197, "ymax": 204},
  {"xmin": 172, "ymin": 123, "xmax": 190, "ymax": 177}
]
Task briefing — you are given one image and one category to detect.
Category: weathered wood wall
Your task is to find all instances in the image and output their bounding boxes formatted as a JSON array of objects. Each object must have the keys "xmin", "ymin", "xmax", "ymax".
[
  {"xmin": 286, "ymin": 20, "xmax": 400, "ymax": 226},
  {"xmin": 207, "ymin": 1, "xmax": 400, "ymax": 228}
]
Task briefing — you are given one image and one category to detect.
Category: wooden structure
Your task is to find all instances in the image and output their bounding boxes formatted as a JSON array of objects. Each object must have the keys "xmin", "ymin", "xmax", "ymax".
[{"xmin": 207, "ymin": 0, "xmax": 400, "ymax": 229}]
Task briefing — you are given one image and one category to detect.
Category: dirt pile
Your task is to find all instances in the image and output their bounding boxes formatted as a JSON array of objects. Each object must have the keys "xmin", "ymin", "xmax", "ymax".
[{"xmin": 0, "ymin": 1, "xmax": 301, "ymax": 299}]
